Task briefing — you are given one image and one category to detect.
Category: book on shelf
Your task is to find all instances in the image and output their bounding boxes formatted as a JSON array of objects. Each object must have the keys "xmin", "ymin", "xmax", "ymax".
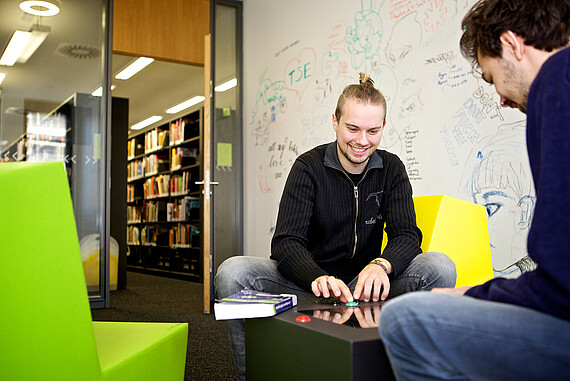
[
  {"xmin": 145, "ymin": 129, "xmax": 169, "ymax": 152},
  {"xmin": 214, "ymin": 288, "xmax": 298, "ymax": 321}
]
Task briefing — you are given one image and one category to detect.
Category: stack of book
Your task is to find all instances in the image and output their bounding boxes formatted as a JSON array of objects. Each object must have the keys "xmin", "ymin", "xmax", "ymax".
[{"xmin": 214, "ymin": 288, "xmax": 297, "ymax": 320}]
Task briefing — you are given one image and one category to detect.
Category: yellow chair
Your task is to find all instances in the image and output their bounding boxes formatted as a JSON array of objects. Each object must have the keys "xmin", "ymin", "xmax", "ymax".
[
  {"xmin": 383, "ymin": 195, "xmax": 494, "ymax": 287},
  {"xmin": 0, "ymin": 162, "xmax": 188, "ymax": 380}
]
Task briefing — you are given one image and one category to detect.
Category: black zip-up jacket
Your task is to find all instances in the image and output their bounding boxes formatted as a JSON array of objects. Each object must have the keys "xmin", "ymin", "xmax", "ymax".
[{"xmin": 270, "ymin": 142, "xmax": 422, "ymax": 292}]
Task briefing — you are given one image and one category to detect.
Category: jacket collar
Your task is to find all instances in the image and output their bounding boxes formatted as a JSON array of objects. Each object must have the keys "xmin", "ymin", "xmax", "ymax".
[{"xmin": 323, "ymin": 141, "xmax": 384, "ymax": 172}]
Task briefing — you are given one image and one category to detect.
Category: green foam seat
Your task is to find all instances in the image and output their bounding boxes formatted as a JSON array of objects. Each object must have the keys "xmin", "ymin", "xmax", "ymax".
[{"xmin": 0, "ymin": 162, "xmax": 188, "ymax": 380}]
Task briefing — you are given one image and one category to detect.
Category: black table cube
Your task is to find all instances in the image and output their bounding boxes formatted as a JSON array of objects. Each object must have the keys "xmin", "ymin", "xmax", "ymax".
[{"xmin": 245, "ymin": 302, "xmax": 395, "ymax": 381}]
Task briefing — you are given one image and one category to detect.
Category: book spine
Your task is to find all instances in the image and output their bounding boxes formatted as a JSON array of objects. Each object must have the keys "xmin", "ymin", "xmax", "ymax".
[{"xmin": 274, "ymin": 298, "xmax": 294, "ymax": 314}]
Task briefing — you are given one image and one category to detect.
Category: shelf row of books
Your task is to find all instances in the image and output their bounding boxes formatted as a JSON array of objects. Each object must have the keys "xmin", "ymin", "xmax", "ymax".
[
  {"xmin": 128, "ymin": 154, "xmax": 196, "ymax": 182},
  {"xmin": 127, "ymin": 225, "xmax": 162, "ymax": 246},
  {"xmin": 145, "ymin": 153, "xmax": 169, "ymax": 176},
  {"xmin": 144, "ymin": 200, "xmax": 166, "ymax": 222},
  {"xmin": 145, "ymin": 129, "xmax": 169, "ymax": 153},
  {"xmin": 171, "ymin": 147, "xmax": 198, "ymax": 169},
  {"xmin": 171, "ymin": 172, "xmax": 191, "ymax": 196},
  {"xmin": 143, "ymin": 175, "xmax": 170, "ymax": 199},
  {"xmin": 127, "ymin": 224, "xmax": 199, "ymax": 248},
  {"xmin": 127, "ymin": 159, "xmax": 144, "ymax": 181},
  {"xmin": 127, "ymin": 205, "xmax": 142, "ymax": 223},
  {"xmin": 127, "ymin": 138, "xmax": 143, "ymax": 159},
  {"xmin": 127, "ymin": 184, "xmax": 140, "ymax": 203},
  {"xmin": 167, "ymin": 196, "xmax": 200, "ymax": 222},
  {"xmin": 169, "ymin": 118, "xmax": 199, "ymax": 146},
  {"xmin": 169, "ymin": 223, "xmax": 200, "ymax": 248}
]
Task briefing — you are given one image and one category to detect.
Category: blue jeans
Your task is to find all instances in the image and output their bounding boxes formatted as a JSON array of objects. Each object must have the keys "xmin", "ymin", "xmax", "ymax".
[
  {"xmin": 214, "ymin": 252, "xmax": 456, "ymax": 381},
  {"xmin": 379, "ymin": 292, "xmax": 570, "ymax": 380}
]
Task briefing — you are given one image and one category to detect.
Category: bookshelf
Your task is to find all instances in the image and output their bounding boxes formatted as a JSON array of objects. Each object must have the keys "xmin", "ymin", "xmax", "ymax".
[{"xmin": 126, "ymin": 109, "xmax": 203, "ymax": 281}]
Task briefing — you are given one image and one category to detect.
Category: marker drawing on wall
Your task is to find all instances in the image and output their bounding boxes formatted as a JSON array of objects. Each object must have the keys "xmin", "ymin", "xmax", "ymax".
[{"xmin": 461, "ymin": 121, "xmax": 536, "ymax": 277}]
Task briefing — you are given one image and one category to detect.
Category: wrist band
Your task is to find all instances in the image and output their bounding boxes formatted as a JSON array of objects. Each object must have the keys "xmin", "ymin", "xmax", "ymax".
[{"xmin": 369, "ymin": 258, "xmax": 388, "ymax": 273}]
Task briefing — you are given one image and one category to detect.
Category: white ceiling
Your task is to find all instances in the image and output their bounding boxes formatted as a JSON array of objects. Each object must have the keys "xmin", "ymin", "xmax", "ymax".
[{"xmin": 0, "ymin": 0, "xmax": 207, "ymax": 146}]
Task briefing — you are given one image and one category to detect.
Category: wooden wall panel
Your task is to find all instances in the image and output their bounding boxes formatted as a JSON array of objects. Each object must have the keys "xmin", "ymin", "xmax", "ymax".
[{"xmin": 113, "ymin": 0, "xmax": 209, "ymax": 66}]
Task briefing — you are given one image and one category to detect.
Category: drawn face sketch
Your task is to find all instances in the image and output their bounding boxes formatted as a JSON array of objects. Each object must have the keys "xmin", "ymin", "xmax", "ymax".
[
  {"xmin": 461, "ymin": 121, "xmax": 535, "ymax": 276},
  {"xmin": 346, "ymin": 9, "xmax": 383, "ymax": 69},
  {"xmin": 384, "ymin": 12, "xmax": 422, "ymax": 71}
]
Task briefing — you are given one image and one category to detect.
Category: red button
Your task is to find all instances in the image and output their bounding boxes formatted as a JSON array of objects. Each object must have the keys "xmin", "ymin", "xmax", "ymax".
[{"xmin": 296, "ymin": 315, "xmax": 311, "ymax": 323}]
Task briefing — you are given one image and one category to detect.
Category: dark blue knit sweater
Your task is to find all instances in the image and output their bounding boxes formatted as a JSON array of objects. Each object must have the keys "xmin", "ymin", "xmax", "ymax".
[{"xmin": 466, "ymin": 46, "xmax": 570, "ymax": 321}]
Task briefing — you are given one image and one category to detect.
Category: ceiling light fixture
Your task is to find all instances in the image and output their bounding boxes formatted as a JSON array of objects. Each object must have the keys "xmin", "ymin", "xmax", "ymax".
[
  {"xmin": 115, "ymin": 57, "xmax": 154, "ymax": 80},
  {"xmin": 18, "ymin": 25, "xmax": 50, "ymax": 63},
  {"xmin": 131, "ymin": 115, "xmax": 162, "ymax": 130},
  {"xmin": 165, "ymin": 95, "xmax": 205, "ymax": 114},
  {"xmin": 91, "ymin": 85, "xmax": 116, "ymax": 97},
  {"xmin": 0, "ymin": 24, "xmax": 50, "ymax": 66},
  {"xmin": 19, "ymin": 1, "xmax": 60, "ymax": 17},
  {"xmin": 0, "ymin": 31, "xmax": 31, "ymax": 66},
  {"xmin": 215, "ymin": 77, "xmax": 237, "ymax": 92}
]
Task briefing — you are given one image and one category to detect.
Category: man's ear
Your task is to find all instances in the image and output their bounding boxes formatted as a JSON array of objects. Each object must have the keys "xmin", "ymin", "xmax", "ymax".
[
  {"xmin": 499, "ymin": 31, "xmax": 526, "ymax": 61},
  {"xmin": 517, "ymin": 195, "xmax": 535, "ymax": 229},
  {"xmin": 332, "ymin": 113, "xmax": 338, "ymax": 132}
]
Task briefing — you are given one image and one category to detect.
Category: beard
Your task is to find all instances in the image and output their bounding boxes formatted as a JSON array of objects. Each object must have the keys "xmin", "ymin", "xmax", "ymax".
[
  {"xmin": 338, "ymin": 143, "xmax": 373, "ymax": 165},
  {"xmin": 500, "ymin": 59, "xmax": 529, "ymax": 113}
]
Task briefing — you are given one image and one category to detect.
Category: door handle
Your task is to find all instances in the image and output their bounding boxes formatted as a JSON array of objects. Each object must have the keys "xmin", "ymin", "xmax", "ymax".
[{"xmin": 195, "ymin": 170, "xmax": 218, "ymax": 200}]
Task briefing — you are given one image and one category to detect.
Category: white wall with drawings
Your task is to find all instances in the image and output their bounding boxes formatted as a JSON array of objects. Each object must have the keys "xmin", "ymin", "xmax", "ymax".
[{"xmin": 242, "ymin": 0, "xmax": 536, "ymax": 277}]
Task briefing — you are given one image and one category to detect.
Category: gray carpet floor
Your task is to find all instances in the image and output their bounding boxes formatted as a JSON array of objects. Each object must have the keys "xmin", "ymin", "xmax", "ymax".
[{"xmin": 91, "ymin": 271, "xmax": 238, "ymax": 381}]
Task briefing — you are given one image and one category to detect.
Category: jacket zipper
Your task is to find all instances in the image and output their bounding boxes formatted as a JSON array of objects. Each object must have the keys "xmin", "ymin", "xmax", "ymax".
[
  {"xmin": 325, "ymin": 164, "xmax": 373, "ymax": 259},
  {"xmin": 352, "ymin": 186, "xmax": 358, "ymax": 258}
]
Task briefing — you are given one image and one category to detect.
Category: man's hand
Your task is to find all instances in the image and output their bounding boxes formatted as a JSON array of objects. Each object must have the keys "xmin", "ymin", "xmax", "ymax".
[
  {"xmin": 431, "ymin": 286, "xmax": 472, "ymax": 295},
  {"xmin": 353, "ymin": 263, "xmax": 390, "ymax": 302},
  {"xmin": 312, "ymin": 275, "xmax": 354, "ymax": 303}
]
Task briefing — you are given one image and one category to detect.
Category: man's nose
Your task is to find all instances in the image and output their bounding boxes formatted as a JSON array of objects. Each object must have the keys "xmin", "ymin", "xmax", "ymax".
[{"xmin": 355, "ymin": 130, "xmax": 368, "ymax": 144}]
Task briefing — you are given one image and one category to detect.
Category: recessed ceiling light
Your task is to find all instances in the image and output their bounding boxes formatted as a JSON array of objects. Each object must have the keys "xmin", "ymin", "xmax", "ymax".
[
  {"xmin": 91, "ymin": 85, "xmax": 116, "ymax": 97},
  {"xmin": 115, "ymin": 57, "xmax": 154, "ymax": 80},
  {"xmin": 215, "ymin": 78, "xmax": 237, "ymax": 92},
  {"xmin": 131, "ymin": 116, "xmax": 162, "ymax": 130},
  {"xmin": 19, "ymin": 1, "xmax": 60, "ymax": 17},
  {"xmin": 165, "ymin": 96, "xmax": 205, "ymax": 114}
]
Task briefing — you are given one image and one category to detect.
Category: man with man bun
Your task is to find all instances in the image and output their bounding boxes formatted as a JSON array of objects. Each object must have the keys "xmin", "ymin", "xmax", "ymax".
[{"xmin": 215, "ymin": 73, "xmax": 456, "ymax": 380}]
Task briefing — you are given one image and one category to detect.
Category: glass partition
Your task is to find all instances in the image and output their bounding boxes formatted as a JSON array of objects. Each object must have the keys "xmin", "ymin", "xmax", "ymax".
[
  {"xmin": 210, "ymin": 0, "xmax": 243, "ymax": 299},
  {"xmin": 0, "ymin": 0, "xmax": 111, "ymax": 307}
]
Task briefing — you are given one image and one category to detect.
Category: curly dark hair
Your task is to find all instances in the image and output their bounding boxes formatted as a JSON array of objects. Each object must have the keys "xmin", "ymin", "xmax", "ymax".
[{"xmin": 460, "ymin": 0, "xmax": 570, "ymax": 67}]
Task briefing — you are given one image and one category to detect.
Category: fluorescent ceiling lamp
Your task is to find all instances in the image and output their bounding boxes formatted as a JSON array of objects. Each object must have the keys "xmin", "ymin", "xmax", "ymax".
[
  {"xmin": 19, "ymin": 1, "xmax": 60, "ymax": 16},
  {"xmin": 0, "ymin": 24, "xmax": 50, "ymax": 66},
  {"xmin": 215, "ymin": 78, "xmax": 237, "ymax": 92},
  {"xmin": 18, "ymin": 25, "xmax": 50, "ymax": 63},
  {"xmin": 131, "ymin": 115, "xmax": 162, "ymax": 130},
  {"xmin": 0, "ymin": 31, "xmax": 31, "ymax": 66},
  {"xmin": 0, "ymin": 73, "xmax": 5, "ymax": 86},
  {"xmin": 115, "ymin": 57, "xmax": 154, "ymax": 80},
  {"xmin": 165, "ymin": 96, "xmax": 205, "ymax": 114},
  {"xmin": 91, "ymin": 85, "xmax": 116, "ymax": 97}
]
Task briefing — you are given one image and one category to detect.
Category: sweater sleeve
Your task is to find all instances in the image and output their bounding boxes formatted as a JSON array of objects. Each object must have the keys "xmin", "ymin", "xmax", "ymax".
[
  {"xmin": 270, "ymin": 159, "xmax": 328, "ymax": 291},
  {"xmin": 380, "ymin": 156, "xmax": 423, "ymax": 276}
]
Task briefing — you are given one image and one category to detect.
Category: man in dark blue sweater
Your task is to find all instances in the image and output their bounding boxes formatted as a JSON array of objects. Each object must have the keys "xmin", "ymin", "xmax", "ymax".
[
  {"xmin": 215, "ymin": 73, "xmax": 456, "ymax": 380},
  {"xmin": 379, "ymin": 1, "xmax": 570, "ymax": 379}
]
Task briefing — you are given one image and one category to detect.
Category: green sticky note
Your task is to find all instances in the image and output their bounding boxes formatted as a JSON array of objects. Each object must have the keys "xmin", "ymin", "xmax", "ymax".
[
  {"xmin": 217, "ymin": 143, "xmax": 232, "ymax": 167},
  {"xmin": 223, "ymin": 107, "xmax": 231, "ymax": 117},
  {"xmin": 93, "ymin": 133, "xmax": 101, "ymax": 160}
]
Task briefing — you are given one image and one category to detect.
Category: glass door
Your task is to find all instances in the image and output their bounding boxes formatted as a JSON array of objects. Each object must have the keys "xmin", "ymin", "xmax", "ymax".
[
  {"xmin": 202, "ymin": 0, "xmax": 243, "ymax": 313},
  {"xmin": 0, "ymin": 0, "xmax": 112, "ymax": 308}
]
